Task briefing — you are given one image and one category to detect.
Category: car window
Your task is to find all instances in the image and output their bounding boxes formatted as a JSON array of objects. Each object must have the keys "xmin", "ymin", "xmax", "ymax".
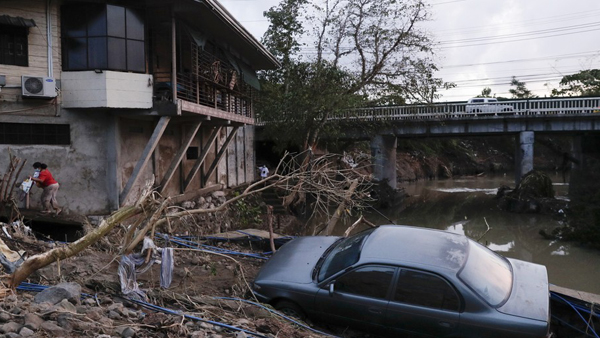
[
  {"xmin": 458, "ymin": 240, "xmax": 512, "ymax": 307},
  {"xmin": 471, "ymin": 99, "xmax": 484, "ymax": 103},
  {"xmin": 394, "ymin": 269, "xmax": 460, "ymax": 311},
  {"xmin": 488, "ymin": 99, "xmax": 498, "ymax": 103},
  {"xmin": 318, "ymin": 229, "xmax": 374, "ymax": 282},
  {"xmin": 335, "ymin": 266, "xmax": 395, "ymax": 299}
]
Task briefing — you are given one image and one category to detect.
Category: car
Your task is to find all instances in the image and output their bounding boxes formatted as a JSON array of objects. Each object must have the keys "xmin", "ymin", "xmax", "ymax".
[
  {"xmin": 252, "ymin": 225, "xmax": 550, "ymax": 338},
  {"xmin": 466, "ymin": 97, "xmax": 514, "ymax": 115}
]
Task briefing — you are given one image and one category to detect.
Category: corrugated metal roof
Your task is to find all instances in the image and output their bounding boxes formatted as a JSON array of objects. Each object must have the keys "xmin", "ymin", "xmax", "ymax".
[{"xmin": 0, "ymin": 15, "xmax": 36, "ymax": 28}]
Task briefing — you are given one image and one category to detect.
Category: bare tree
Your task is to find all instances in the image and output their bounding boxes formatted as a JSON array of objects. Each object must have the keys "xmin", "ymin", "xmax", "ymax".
[{"xmin": 5, "ymin": 151, "xmax": 373, "ymax": 287}]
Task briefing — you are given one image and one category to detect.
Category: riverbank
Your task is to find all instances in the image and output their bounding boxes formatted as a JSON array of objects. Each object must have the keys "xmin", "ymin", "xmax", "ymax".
[{"xmin": 393, "ymin": 136, "xmax": 569, "ymax": 183}]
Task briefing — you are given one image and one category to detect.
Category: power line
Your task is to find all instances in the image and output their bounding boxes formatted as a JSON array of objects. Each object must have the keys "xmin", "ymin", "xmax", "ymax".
[
  {"xmin": 438, "ymin": 22, "xmax": 600, "ymax": 45},
  {"xmin": 441, "ymin": 51, "xmax": 600, "ymax": 69}
]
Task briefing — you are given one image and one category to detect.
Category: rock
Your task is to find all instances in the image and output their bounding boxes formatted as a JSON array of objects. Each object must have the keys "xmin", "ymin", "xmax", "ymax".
[
  {"xmin": 0, "ymin": 322, "xmax": 22, "ymax": 334},
  {"xmin": 56, "ymin": 313, "xmax": 73, "ymax": 330},
  {"xmin": 199, "ymin": 322, "xmax": 213, "ymax": 330},
  {"xmin": 96, "ymin": 335, "xmax": 112, "ymax": 338},
  {"xmin": 19, "ymin": 327, "xmax": 34, "ymax": 337},
  {"xmin": 57, "ymin": 299, "xmax": 77, "ymax": 313},
  {"xmin": 235, "ymin": 332, "xmax": 248, "ymax": 338},
  {"xmin": 0, "ymin": 313, "xmax": 11, "ymax": 323},
  {"xmin": 40, "ymin": 321, "xmax": 66, "ymax": 336},
  {"xmin": 190, "ymin": 331, "xmax": 206, "ymax": 338},
  {"xmin": 182, "ymin": 201, "xmax": 196, "ymax": 209},
  {"xmin": 85, "ymin": 308, "xmax": 104, "ymax": 321},
  {"xmin": 120, "ymin": 326, "xmax": 136, "ymax": 338},
  {"xmin": 212, "ymin": 191, "xmax": 225, "ymax": 199},
  {"xmin": 108, "ymin": 310, "xmax": 121, "ymax": 320},
  {"xmin": 83, "ymin": 298, "xmax": 97, "ymax": 306},
  {"xmin": 34, "ymin": 282, "xmax": 81, "ymax": 305},
  {"xmin": 23, "ymin": 313, "xmax": 44, "ymax": 330},
  {"xmin": 73, "ymin": 320, "xmax": 95, "ymax": 331}
]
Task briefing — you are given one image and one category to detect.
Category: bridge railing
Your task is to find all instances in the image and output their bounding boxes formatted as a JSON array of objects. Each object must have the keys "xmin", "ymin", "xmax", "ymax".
[{"xmin": 338, "ymin": 97, "xmax": 600, "ymax": 121}]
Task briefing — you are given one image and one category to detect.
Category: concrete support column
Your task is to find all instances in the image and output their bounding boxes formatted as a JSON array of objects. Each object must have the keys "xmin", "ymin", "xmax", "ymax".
[
  {"xmin": 515, "ymin": 131, "xmax": 534, "ymax": 185},
  {"xmin": 370, "ymin": 135, "xmax": 397, "ymax": 189},
  {"xmin": 570, "ymin": 135, "xmax": 582, "ymax": 172},
  {"xmin": 106, "ymin": 115, "xmax": 120, "ymax": 211},
  {"xmin": 568, "ymin": 135, "xmax": 583, "ymax": 196}
]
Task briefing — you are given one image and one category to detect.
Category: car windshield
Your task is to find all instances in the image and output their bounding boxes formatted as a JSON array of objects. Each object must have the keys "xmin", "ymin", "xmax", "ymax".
[
  {"xmin": 317, "ymin": 229, "xmax": 374, "ymax": 282},
  {"xmin": 458, "ymin": 240, "xmax": 513, "ymax": 307}
]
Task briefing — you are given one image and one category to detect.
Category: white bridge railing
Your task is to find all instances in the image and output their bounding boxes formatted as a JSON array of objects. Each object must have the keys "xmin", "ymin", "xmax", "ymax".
[{"xmin": 338, "ymin": 97, "xmax": 600, "ymax": 121}]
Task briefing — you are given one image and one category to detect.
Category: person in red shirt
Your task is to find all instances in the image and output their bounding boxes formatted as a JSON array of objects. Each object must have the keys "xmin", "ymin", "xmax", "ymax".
[{"xmin": 30, "ymin": 162, "xmax": 62, "ymax": 216}]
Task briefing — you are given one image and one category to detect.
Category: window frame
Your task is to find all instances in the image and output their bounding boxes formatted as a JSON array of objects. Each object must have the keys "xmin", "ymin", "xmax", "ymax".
[
  {"xmin": 0, "ymin": 25, "xmax": 29, "ymax": 66},
  {"xmin": 392, "ymin": 268, "xmax": 463, "ymax": 312},
  {"xmin": 0, "ymin": 123, "xmax": 71, "ymax": 145},
  {"xmin": 61, "ymin": 3, "xmax": 145, "ymax": 73},
  {"xmin": 332, "ymin": 265, "xmax": 397, "ymax": 300}
]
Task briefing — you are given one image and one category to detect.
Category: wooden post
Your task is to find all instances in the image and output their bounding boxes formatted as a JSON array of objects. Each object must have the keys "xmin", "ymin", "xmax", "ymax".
[{"xmin": 267, "ymin": 205, "xmax": 276, "ymax": 253}]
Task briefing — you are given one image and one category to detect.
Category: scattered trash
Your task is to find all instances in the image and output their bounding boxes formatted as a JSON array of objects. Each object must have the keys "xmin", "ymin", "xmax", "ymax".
[{"xmin": 118, "ymin": 237, "xmax": 174, "ymax": 301}]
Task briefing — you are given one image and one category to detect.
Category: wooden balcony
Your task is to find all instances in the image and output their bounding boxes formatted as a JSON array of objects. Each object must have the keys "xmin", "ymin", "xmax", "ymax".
[{"xmin": 152, "ymin": 28, "xmax": 259, "ymax": 125}]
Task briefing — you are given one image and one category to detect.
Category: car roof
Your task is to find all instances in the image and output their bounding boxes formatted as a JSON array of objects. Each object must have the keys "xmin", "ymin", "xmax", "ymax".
[{"xmin": 359, "ymin": 225, "xmax": 470, "ymax": 272}]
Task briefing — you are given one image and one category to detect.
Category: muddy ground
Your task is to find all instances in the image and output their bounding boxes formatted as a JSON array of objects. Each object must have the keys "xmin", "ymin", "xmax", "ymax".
[{"xmin": 0, "ymin": 195, "xmax": 381, "ymax": 338}]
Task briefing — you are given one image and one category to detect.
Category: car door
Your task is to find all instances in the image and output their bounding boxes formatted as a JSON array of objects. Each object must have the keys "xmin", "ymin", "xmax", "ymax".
[
  {"xmin": 385, "ymin": 268, "xmax": 461, "ymax": 337},
  {"xmin": 313, "ymin": 265, "xmax": 396, "ymax": 332}
]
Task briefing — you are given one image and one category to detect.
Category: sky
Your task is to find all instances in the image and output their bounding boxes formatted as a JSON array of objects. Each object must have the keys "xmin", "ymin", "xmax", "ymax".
[{"xmin": 219, "ymin": 0, "xmax": 600, "ymax": 102}]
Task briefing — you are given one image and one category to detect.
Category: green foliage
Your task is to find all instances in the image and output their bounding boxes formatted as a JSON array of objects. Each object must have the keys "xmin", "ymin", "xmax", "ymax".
[
  {"xmin": 551, "ymin": 69, "xmax": 600, "ymax": 97},
  {"xmin": 476, "ymin": 87, "xmax": 492, "ymax": 98},
  {"xmin": 258, "ymin": 0, "xmax": 446, "ymax": 151},
  {"xmin": 509, "ymin": 76, "xmax": 536, "ymax": 99},
  {"xmin": 233, "ymin": 198, "xmax": 263, "ymax": 227}
]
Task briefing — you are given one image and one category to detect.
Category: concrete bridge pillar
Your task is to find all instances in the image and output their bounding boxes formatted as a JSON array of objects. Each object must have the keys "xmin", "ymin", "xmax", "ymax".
[
  {"xmin": 371, "ymin": 135, "xmax": 397, "ymax": 189},
  {"xmin": 515, "ymin": 131, "xmax": 534, "ymax": 185}
]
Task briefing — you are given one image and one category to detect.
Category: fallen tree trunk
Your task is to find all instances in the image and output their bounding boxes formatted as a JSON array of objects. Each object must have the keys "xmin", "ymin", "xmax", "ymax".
[{"xmin": 9, "ymin": 205, "xmax": 142, "ymax": 287}]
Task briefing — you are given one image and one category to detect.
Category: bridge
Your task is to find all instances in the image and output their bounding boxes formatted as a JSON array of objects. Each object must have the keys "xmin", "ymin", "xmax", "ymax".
[{"xmin": 339, "ymin": 97, "xmax": 600, "ymax": 189}]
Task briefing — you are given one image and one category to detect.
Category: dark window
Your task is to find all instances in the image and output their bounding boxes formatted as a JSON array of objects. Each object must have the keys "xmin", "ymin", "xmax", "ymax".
[
  {"xmin": 186, "ymin": 147, "xmax": 199, "ymax": 160},
  {"xmin": 62, "ymin": 4, "xmax": 145, "ymax": 72},
  {"xmin": 318, "ymin": 229, "xmax": 374, "ymax": 282},
  {"xmin": 0, "ymin": 123, "xmax": 70, "ymax": 145},
  {"xmin": 335, "ymin": 266, "xmax": 395, "ymax": 299},
  {"xmin": 0, "ymin": 25, "xmax": 29, "ymax": 66},
  {"xmin": 394, "ymin": 270, "xmax": 460, "ymax": 311}
]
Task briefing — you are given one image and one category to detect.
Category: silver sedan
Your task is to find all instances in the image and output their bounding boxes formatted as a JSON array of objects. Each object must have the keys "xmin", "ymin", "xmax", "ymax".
[{"xmin": 252, "ymin": 225, "xmax": 550, "ymax": 338}]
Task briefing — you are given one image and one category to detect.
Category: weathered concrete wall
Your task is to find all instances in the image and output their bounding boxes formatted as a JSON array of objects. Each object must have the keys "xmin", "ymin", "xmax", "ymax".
[{"xmin": 0, "ymin": 107, "xmax": 114, "ymax": 215}]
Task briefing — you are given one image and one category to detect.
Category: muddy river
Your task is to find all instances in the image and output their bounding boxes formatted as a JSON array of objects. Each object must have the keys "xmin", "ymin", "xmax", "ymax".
[{"xmin": 335, "ymin": 174, "xmax": 600, "ymax": 295}]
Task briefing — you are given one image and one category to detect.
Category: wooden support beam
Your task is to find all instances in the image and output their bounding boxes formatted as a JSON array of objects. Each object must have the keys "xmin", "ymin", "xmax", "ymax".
[
  {"xmin": 171, "ymin": 10, "xmax": 177, "ymax": 102},
  {"xmin": 183, "ymin": 126, "xmax": 222, "ymax": 191},
  {"xmin": 203, "ymin": 126, "xmax": 239, "ymax": 185},
  {"xmin": 158, "ymin": 122, "xmax": 201, "ymax": 194},
  {"xmin": 119, "ymin": 116, "xmax": 171, "ymax": 206}
]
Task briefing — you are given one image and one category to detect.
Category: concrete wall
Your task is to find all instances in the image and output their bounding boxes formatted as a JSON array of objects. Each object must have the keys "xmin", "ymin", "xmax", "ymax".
[
  {"xmin": 62, "ymin": 71, "xmax": 154, "ymax": 109},
  {"xmin": 0, "ymin": 107, "xmax": 114, "ymax": 215}
]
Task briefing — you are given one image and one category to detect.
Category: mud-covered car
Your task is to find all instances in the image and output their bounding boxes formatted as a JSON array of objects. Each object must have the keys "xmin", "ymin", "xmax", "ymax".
[{"xmin": 252, "ymin": 225, "xmax": 550, "ymax": 338}]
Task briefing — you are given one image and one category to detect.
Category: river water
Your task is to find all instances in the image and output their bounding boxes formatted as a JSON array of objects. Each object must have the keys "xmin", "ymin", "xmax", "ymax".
[{"xmin": 343, "ymin": 175, "xmax": 600, "ymax": 295}]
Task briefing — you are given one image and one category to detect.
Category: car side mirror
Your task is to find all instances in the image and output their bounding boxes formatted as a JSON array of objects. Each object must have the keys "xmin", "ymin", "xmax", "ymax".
[{"xmin": 329, "ymin": 282, "xmax": 335, "ymax": 296}]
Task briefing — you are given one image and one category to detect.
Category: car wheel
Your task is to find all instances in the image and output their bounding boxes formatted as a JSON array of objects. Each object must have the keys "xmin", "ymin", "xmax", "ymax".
[{"xmin": 275, "ymin": 300, "xmax": 306, "ymax": 320}]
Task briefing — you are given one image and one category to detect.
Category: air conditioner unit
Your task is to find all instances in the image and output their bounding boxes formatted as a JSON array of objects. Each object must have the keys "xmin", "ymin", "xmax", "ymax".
[{"xmin": 21, "ymin": 76, "xmax": 57, "ymax": 98}]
